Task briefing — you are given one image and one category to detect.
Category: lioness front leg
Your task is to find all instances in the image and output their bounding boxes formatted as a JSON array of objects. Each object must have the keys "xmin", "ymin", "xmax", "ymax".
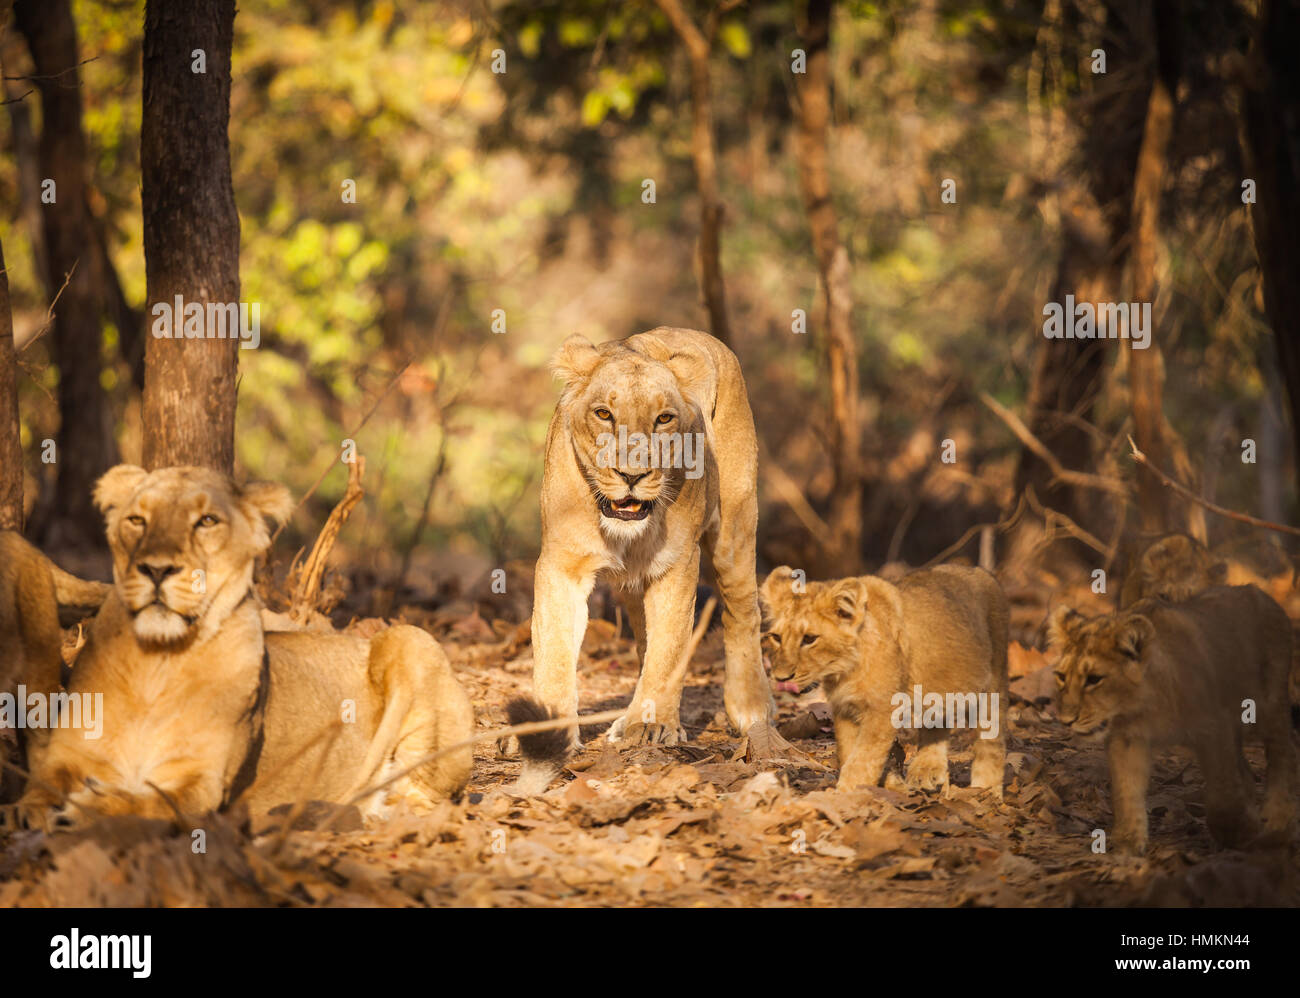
[
  {"xmin": 615, "ymin": 548, "xmax": 700, "ymax": 745},
  {"xmin": 1106, "ymin": 731, "xmax": 1151, "ymax": 855},
  {"xmin": 531, "ymin": 554, "xmax": 595, "ymax": 749},
  {"xmin": 835, "ymin": 709, "xmax": 896, "ymax": 790},
  {"xmin": 703, "ymin": 512, "xmax": 773, "ymax": 738}
]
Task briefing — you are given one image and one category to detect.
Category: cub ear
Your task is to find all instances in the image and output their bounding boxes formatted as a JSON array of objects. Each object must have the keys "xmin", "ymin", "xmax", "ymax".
[
  {"xmin": 239, "ymin": 481, "xmax": 293, "ymax": 552},
  {"xmin": 93, "ymin": 465, "xmax": 149, "ymax": 515},
  {"xmin": 1208, "ymin": 558, "xmax": 1227, "ymax": 583},
  {"xmin": 829, "ymin": 578, "xmax": 864, "ymax": 622},
  {"xmin": 1116, "ymin": 613, "xmax": 1155, "ymax": 662},
  {"xmin": 1046, "ymin": 605, "xmax": 1084, "ymax": 650},
  {"xmin": 760, "ymin": 566, "xmax": 800, "ymax": 614},
  {"xmin": 550, "ymin": 334, "xmax": 602, "ymax": 388}
]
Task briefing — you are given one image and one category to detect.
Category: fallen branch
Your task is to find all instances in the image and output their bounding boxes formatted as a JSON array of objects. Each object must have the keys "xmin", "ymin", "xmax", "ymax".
[
  {"xmin": 1128, "ymin": 435, "xmax": 1300, "ymax": 539},
  {"xmin": 289, "ymin": 456, "xmax": 365, "ymax": 623},
  {"xmin": 981, "ymin": 392, "xmax": 1131, "ymax": 499},
  {"xmin": 759, "ymin": 447, "xmax": 833, "ymax": 551}
]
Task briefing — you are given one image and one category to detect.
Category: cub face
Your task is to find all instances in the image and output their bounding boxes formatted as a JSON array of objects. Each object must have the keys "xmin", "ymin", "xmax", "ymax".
[
  {"xmin": 1047, "ymin": 606, "xmax": 1154, "ymax": 735},
  {"xmin": 551, "ymin": 334, "xmax": 709, "ymax": 539},
  {"xmin": 759, "ymin": 567, "xmax": 875, "ymax": 687},
  {"xmin": 93, "ymin": 465, "xmax": 291, "ymax": 648}
]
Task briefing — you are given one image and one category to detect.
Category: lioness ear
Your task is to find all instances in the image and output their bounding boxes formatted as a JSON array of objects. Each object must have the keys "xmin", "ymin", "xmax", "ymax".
[
  {"xmin": 240, "ymin": 481, "xmax": 293, "ymax": 552},
  {"xmin": 1046, "ymin": 605, "xmax": 1084, "ymax": 649},
  {"xmin": 633, "ymin": 332, "xmax": 718, "ymax": 421},
  {"xmin": 94, "ymin": 465, "xmax": 149, "ymax": 515},
  {"xmin": 550, "ymin": 334, "xmax": 602, "ymax": 387}
]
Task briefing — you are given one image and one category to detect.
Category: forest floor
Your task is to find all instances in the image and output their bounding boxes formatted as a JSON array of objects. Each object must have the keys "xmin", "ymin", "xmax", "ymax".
[{"xmin": 2, "ymin": 568, "xmax": 1298, "ymax": 907}]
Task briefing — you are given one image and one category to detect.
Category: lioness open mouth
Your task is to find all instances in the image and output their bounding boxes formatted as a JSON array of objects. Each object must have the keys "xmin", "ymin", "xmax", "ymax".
[{"xmin": 598, "ymin": 495, "xmax": 653, "ymax": 521}]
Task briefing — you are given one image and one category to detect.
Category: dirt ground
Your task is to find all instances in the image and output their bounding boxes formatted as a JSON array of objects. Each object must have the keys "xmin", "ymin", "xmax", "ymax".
[{"xmin": 3, "ymin": 572, "xmax": 1298, "ymax": 908}]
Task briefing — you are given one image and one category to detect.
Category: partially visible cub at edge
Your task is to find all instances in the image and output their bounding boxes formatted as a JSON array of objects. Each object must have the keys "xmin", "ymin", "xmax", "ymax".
[
  {"xmin": 760, "ymin": 564, "xmax": 1009, "ymax": 797},
  {"xmin": 1049, "ymin": 586, "xmax": 1295, "ymax": 856}
]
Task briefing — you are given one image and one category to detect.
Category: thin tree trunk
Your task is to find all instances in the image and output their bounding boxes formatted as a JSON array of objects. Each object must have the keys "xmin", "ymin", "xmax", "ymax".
[
  {"xmin": 1241, "ymin": 0, "xmax": 1300, "ymax": 503},
  {"xmin": 795, "ymin": 0, "xmax": 862, "ymax": 575},
  {"xmin": 14, "ymin": 0, "xmax": 116, "ymax": 552},
  {"xmin": 1127, "ymin": 0, "xmax": 1178, "ymax": 533},
  {"xmin": 655, "ymin": 0, "xmax": 732, "ymax": 345},
  {"xmin": 141, "ymin": 0, "xmax": 241, "ymax": 472},
  {"xmin": 0, "ymin": 238, "xmax": 22, "ymax": 531}
]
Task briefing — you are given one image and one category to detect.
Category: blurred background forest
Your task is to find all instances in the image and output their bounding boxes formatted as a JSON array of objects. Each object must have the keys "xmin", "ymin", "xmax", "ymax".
[{"xmin": 1, "ymin": 0, "xmax": 1296, "ymax": 617}]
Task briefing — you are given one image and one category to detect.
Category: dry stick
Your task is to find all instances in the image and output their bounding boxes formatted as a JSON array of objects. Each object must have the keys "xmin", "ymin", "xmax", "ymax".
[
  {"xmin": 1128, "ymin": 435, "xmax": 1300, "ymax": 539},
  {"xmin": 289, "ymin": 455, "xmax": 366, "ymax": 622},
  {"xmin": 313, "ymin": 599, "xmax": 724, "ymax": 837},
  {"xmin": 1023, "ymin": 486, "xmax": 1112, "ymax": 558},
  {"xmin": 980, "ymin": 392, "xmax": 1131, "ymax": 498},
  {"xmin": 759, "ymin": 447, "xmax": 833, "ymax": 551},
  {"xmin": 16, "ymin": 259, "xmax": 76, "ymax": 353},
  {"xmin": 269, "ymin": 361, "xmax": 411, "ymax": 547},
  {"xmin": 920, "ymin": 492, "xmax": 1028, "ymax": 571}
]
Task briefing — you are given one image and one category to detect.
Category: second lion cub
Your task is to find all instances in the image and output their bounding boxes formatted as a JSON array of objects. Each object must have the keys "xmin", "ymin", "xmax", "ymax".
[{"xmin": 760, "ymin": 564, "xmax": 1009, "ymax": 796}]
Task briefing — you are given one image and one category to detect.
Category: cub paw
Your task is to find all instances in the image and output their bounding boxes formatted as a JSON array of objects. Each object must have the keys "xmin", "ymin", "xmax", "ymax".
[{"xmin": 905, "ymin": 756, "xmax": 950, "ymax": 794}]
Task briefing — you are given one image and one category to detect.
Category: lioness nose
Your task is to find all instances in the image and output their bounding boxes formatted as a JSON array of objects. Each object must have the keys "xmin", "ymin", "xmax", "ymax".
[
  {"xmin": 137, "ymin": 562, "xmax": 180, "ymax": 586},
  {"xmin": 617, "ymin": 470, "xmax": 648, "ymax": 486}
]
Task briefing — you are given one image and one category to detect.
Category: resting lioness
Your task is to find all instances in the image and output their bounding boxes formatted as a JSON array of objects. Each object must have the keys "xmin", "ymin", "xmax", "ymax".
[
  {"xmin": 760, "ymin": 564, "xmax": 1009, "ymax": 796},
  {"xmin": 16, "ymin": 465, "xmax": 472, "ymax": 827},
  {"xmin": 526, "ymin": 328, "xmax": 772, "ymax": 784},
  {"xmin": 1049, "ymin": 587, "xmax": 1294, "ymax": 854}
]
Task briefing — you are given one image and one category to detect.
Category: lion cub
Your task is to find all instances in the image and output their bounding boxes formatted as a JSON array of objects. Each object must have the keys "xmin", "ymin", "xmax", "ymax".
[
  {"xmin": 760, "ymin": 564, "xmax": 1009, "ymax": 796},
  {"xmin": 1049, "ymin": 586, "xmax": 1294, "ymax": 855},
  {"xmin": 1119, "ymin": 533, "xmax": 1226, "ymax": 608}
]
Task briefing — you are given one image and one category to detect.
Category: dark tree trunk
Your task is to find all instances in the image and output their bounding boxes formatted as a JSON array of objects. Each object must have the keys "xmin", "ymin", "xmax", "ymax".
[
  {"xmin": 0, "ymin": 238, "xmax": 22, "ymax": 531},
  {"xmin": 1241, "ymin": 0, "xmax": 1300, "ymax": 506},
  {"xmin": 14, "ymin": 0, "xmax": 116, "ymax": 553},
  {"xmin": 795, "ymin": 0, "xmax": 862, "ymax": 576},
  {"xmin": 140, "ymin": 0, "xmax": 241, "ymax": 472}
]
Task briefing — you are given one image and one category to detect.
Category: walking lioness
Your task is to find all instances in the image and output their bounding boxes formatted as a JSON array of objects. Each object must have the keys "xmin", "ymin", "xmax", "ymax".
[
  {"xmin": 15, "ymin": 465, "xmax": 472, "ymax": 828},
  {"xmin": 525, "ymin": 328, "xmax": 772, "ymax": 786}
]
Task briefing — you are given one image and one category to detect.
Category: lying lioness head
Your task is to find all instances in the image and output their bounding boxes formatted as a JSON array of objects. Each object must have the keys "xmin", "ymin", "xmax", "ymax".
[
  {"xmin": 552, "ymin": 333, "xmax": 711, "ymax": 536},
  {"xmin": 94, "ymin": 465, "xmax": 291, "ymax": 648}
]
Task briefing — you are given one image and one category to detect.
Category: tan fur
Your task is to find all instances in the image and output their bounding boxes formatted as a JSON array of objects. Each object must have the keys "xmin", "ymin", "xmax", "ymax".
[
  {"xmin": 531, "ymin": 327, "xmax": 771, "ymax": 749},
  {"xmin": 1049, "ymin": 587, "xmax": 1294, "ymax": 855},
  {"xmin": 0, "ymin": 532, "xmax": 65, "ymax": 801},
  {"xmin": 1119, "ymin": 533, "xmax": 1226, "ymax": 608},
  {"xmin": 760, "ymin": 564, "xmax": 1009, "ymax": 796},
  {"xmin": 17, "ymin": 465, "xmax": 472, "ymax": 827}
]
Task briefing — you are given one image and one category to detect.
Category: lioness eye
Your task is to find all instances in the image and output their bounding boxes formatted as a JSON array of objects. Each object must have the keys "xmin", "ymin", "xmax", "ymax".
[
  {"xmin": 1053, "ymin": 671, "xmax": 1066, "ymax": 685},
  {"xmin": 594, "ymin": 408, "xmax": 612, "ymax": 421},
  {"xmin": 196, "ymin": 514, "xmax": 220, "ymax": 528},
  {"xmin": 802, "ymin": 634, "xmax": 819, "ymax": 646},
  {"xmin": 126, "ymin": 515, "xmax": 145, "ymax": 527},
  {"xmin": 1085, "ymin": 674, "xmax": 1104, "ymax": 687},
  {"xmin": 763, "ymin": 632, "xmax": 780, "ymax": 646},
  {"xmin": 655, "ymin": 412, "xmax": 674, "ymax": 425}
]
